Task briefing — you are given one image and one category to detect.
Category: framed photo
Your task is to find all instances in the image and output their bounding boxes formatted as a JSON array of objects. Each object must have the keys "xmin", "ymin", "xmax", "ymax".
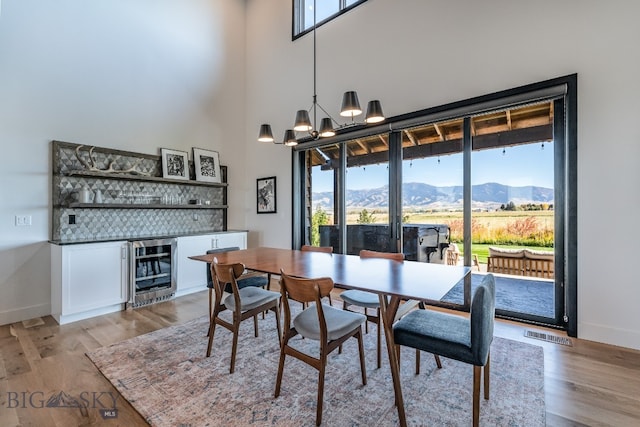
[
  {"xmin": 161, "ymin": 148, "xmax": 189, "ymax": 180},
  {"xmin": 257, "ymin": 176, "xmax": 277, "ymax": 214},
  {"xmin": 193, "ymin": 148, "xmax": 222, "ymax": 183}
]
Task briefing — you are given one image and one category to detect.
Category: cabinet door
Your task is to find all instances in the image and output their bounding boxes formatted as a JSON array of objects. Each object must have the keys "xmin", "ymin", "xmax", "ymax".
[
  {"xmin": 176, "ymin": 232, "xmax": 247, "ymax": 293},
  {"xmin": 213, "ymin": 232, "xmax": 247, "ymax": 250},
  {"xmin": 176, "ymin": 235, "xmax": 213, "ymax": 291},
  {"xmin": 62, "ymin": 241, "xmax": 128, "ymax": 315}
]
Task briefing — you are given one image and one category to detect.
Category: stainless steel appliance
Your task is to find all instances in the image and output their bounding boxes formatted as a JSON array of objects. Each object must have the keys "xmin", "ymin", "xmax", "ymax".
[{"xmin": 129, "ymin": 238, "xmax": 177, "ymax": 307}]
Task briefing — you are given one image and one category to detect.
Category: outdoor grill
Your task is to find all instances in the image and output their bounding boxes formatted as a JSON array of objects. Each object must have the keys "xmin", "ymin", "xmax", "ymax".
[
  {"xmin": 318, "ymin": 224, "xmax": 450, "ymax": 263},
  {"xmin": 416, "ymin": 225, "xmax": 450, "ymax": 263}
]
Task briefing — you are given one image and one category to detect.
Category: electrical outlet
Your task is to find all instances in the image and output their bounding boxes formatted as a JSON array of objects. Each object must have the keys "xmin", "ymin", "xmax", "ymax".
[
  {"xmin": 15, "ymin": 215, "xmax": 32, "ymax": 226},
  {"xmin": 69, "ymin": 214, "xmax": 76, "ymax": 225},
  {"xmin": 192, "ymin": 213, "xmax": 199, "ymax": 221}
]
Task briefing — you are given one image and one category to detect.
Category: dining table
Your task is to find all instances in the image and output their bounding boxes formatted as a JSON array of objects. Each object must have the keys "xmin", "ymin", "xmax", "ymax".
[{"xmin": 190, "ymin": 246, "xmax": 471, "ymax": 427}]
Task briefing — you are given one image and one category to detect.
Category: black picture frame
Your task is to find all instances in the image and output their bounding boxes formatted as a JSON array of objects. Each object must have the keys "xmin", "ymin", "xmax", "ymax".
[{"xmin": 257, "ymin": 176, "xmax": 276, "ymax": 214}]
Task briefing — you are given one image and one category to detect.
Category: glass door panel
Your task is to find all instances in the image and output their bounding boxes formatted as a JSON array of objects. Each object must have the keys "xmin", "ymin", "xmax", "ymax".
[
  {"xmin": 471, "ymin": 102, "xmax": 557, "ymax": 321},
  {"xmin": 345, "ymin": 134, "xmax": 390, "ymax": 254},
  {"xmin": 307, "ymin": 146, "xmax": 339, "ymax": 251},
  {"xmin": 401, "ymin": 121, "xmax": 463, "ymax": 263}
]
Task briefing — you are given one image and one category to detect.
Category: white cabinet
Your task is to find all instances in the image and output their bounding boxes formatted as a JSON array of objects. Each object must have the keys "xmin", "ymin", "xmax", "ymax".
[
  {"xmin": 51, "ymin": 241, "xmax": 128, "ymax": 325},
  {"xmin": 176, "ymin": 231, "xmax": 247, "ymax": 296},
  {"xmin": 212, "ymin": 231, "xmax": 247, "ymax": 250}
]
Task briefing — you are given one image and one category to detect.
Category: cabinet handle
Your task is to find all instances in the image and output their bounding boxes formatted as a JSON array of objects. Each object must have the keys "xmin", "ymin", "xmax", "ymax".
[{"xmin": 121, "ymin": 246, "xmax": 128, "ymax": 260}]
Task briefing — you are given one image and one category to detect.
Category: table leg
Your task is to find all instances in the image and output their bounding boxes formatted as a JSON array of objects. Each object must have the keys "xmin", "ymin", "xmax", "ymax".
[{"xmin": 379, "ymin": 294, "xmax": 407, "ymax": 427}]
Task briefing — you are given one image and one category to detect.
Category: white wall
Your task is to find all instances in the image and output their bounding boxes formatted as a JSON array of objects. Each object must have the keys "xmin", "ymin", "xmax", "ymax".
[
  {"xmin": 0, "ymin": 0, "xmax": 246, "ymax": 324},
  {"xmin": 1, "ymin": 0, "xmax": 638, "ymax": 351},
  {"xmin": 245, "ymin": 0, "xmax": 640, "ymax": 350}
]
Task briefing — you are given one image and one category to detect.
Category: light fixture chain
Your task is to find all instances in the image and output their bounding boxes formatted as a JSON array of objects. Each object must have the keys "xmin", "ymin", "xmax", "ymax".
[
  {"xmin": 312, "ymin": 0, "xmax": 317, "ymax": 130},
  {"xmin": 257, "ymin": 0, "xmax": 384, "ymax": 144}
]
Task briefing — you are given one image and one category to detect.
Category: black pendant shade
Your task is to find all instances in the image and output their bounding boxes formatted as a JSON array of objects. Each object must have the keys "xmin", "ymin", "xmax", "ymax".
[
  {"xmin": 340, "ymin": 91, "xmax": 362, "ymax": 117},
  {"xmin": 283, "ymin": 129, "xmax": 298, "ymax": 146},
  {"xmin": 294, "ymin": 110, "xmax": 313, "ymax": 132},
  {"xmin": 319, "ymin": 118, "xmax": 335, "ymax": 137},
  {"xmin": 365, "ymin": 100, "xmax": 385, "ymax": 124},
  {"xmin": 258, "ymin": 124, "xmax": 274, "ymax": 142}
]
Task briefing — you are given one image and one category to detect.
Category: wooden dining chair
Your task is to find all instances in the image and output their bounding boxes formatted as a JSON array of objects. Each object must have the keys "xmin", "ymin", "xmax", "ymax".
[
  {"xmin": 206, "ymin": 247, "xmax": 269, "ymax": 322},
  {"xmin": 206, "ymin": 259, "xmax": 281, "ymax": 373},
  {"xmin": 300, "ymin": 245, "xmax": 334, "ymax": 307},
  {"xmin": 339, "ymin": 249, "xmax": 404, "ymax": 369},
  {"xmin": 301, "ymin": 245, "xmax": 333, "ymax": 253},
  {"xmin": 393, "ymin": 274, "xmax": 496, "ymax": 427},
  {"xmin": 275, "ymin": 270, "xmax": 367, "ymax": 426}
]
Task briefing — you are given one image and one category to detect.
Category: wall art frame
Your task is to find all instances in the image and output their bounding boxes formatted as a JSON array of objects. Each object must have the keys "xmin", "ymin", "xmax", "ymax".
[
  {"xmin": 161, "ymin": 148, "xmax": 189, "ymax": 180},
  {"xmin": 193, "ymin": 148, "xmax": 222, "ymax": 183},
  {"xmin": 256, "ymin": 176, "xmax": 277, "ymax": 214}
]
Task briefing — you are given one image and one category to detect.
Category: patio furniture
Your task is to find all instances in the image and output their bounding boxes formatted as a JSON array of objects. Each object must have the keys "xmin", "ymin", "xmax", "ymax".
[{"xmin": 486, "ymin": 247, "xmax": 553, "ymax": 278}]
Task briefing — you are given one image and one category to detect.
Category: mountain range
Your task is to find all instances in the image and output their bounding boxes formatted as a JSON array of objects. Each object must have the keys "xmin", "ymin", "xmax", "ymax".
[{"xmin": 312, "ymin": 182, "xmax": 553, "ymax": 210}]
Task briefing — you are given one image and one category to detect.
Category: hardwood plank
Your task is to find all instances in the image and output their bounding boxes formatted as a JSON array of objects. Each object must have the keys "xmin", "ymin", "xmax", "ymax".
[
  {"xmin": 0, "ymin": 290, "xmax": 638, "ymax": 427},
  {"xmin": 0, "ymin": 356, "xmax": 21, "ymax": 427}
]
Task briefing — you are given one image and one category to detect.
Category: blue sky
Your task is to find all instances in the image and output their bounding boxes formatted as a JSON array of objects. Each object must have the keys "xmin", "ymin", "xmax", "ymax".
[{"xmin": 313, "ymin": 142, "xmax": 554, "ymax": 192}]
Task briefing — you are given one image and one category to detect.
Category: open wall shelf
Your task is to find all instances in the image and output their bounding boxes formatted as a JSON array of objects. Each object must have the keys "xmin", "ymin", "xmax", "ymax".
[
  {"xmin": 64, "ymin": 170, "xmax": 228, "ymax": 187},
  {"xmin": 65, "ymin": 203, "xmax": 228, "ymax": 209}
]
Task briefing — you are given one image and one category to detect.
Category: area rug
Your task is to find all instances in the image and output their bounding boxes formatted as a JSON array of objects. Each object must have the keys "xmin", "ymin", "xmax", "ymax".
[
  {"xmin": 441, "ymin": 273, "xmax": 555, "ymax": 318},
  {"xmin": 86, "ymin": 311, "xmax": 545, "ymax": 426}
]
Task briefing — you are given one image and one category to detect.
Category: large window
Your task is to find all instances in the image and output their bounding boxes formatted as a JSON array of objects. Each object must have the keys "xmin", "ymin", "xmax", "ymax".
[
  {"xmin": 293, "ymin": 0, "xmax": 368, "ymax": 39},
  {"xmin": 293, "ymin": 75, "xmax": 577, "ymax": 334}
]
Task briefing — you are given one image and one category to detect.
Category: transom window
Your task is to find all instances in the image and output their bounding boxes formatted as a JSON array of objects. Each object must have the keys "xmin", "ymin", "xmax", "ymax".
[{"xmin": 293, "ymin": 0, "xmax": 368, "ymax": 39}]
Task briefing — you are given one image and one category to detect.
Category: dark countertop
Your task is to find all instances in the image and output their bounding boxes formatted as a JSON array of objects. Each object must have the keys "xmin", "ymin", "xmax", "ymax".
[{"xmin": 49, "ymin": 230, "xmax": 248, "ymax": 246}]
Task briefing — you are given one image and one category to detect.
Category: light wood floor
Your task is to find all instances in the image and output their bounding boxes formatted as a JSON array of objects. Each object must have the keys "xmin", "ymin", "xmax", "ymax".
[{"xmin": 1, "ymin": 289, "xmax": 639, "ymax": 426}]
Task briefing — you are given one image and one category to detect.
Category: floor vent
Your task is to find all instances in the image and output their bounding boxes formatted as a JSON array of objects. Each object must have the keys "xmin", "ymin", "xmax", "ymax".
[{"xmin": 525, "ymin": 330, "xmax": 573, "ymax": 346}]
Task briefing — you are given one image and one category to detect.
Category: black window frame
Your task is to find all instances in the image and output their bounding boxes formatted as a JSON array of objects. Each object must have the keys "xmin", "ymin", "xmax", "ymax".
[{"xmin": 292, "ymin": 0, "xmax": 368, "ymax": 40}]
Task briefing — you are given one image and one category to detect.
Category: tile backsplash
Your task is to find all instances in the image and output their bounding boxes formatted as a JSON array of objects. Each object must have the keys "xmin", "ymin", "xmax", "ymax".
[{"xmin": 51, "ymin": 141, "xmax": 227, "ymax": 242}]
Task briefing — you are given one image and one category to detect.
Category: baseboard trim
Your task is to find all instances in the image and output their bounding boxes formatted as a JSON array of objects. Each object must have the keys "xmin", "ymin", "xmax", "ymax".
[
  {"xmin": 174, "ymin": 285, "xmax": 207, "ymax": 298},
  {"xmin": 53, "ymin": 303, "xmax": 126, "ymax": 325},
  {"xmin": 0, "ymin": 303, "xmax": 51, "ymax": 326},
  {"xmin": 579, "ymin": 322, "xmax": 640, "ymax": 351}
]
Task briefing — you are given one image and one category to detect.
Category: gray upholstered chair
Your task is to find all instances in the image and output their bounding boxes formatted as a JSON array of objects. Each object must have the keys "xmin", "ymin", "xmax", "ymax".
[
  {"xmin": 275, "ymin": 270, "xmax": 367, "ymax": 426},
  {"xmin": 393, "ymin": 273, "xmax": 496, "ymax": 427},
  {"xmin": 206, "ymin": 259, "xmax": 281, "ymax": 374}
]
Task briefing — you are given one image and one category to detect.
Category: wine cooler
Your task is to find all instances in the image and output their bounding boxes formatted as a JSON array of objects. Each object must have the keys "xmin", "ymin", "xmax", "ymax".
[{"xmin": 129, "ymin": 238, "xmax": 177, "ymax": 307}]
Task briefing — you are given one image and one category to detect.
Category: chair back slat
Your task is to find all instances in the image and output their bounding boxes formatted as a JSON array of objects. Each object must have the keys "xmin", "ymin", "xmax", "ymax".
[
  {"xmin": 301, "ymin": 245, "xmax": 333, "ymax": 253},
  {"xmin": 211, "ymin": 260, "xmax": 245, "ymax": 294},
  {"xmin": 359, "ymin": 249, "xmax": 404, "ymax": 261},
  {"xmin": 280, "ymin": 272, "xmax": 333, "ymax": 304}
]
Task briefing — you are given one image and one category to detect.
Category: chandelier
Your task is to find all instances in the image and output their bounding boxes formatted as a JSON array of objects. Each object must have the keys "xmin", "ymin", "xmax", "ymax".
[{"xmin": 257, "ymin": 0, "xmax": 384, "ymax": 147}]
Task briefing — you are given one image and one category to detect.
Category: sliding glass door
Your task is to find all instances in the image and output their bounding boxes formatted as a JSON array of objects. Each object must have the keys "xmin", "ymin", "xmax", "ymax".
[
  {"xmin": 293, "ymin": 76, "xmax": 576, "ymax": 332},
  {"xmin": 345, "ymin": 135, "xmax": 391, "ymax": 254},
  {"xmin": 400, "ymin": 121, "xmax": 464, "ymax": 264}
]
